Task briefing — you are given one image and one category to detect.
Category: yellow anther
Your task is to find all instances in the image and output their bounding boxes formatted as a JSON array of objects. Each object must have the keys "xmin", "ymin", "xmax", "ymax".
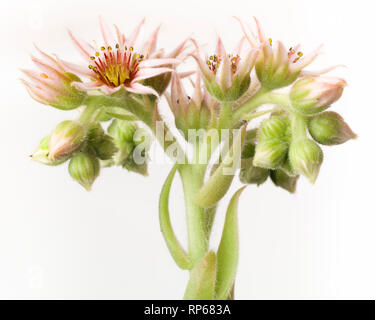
[
  {"xmin": 108, "ymin": 46, "xmax": 112, "ymax": 51},
  {"xmin": 298, "ymin": 52, "xmax": 303, "ymax": 57},
  {"xmin": 209, "ymin": 56, "xmax": 213, "ymax": 60},
  {"xmin": 95, "ymin": 52, "xmax": 100, "ymax": 57},
  {"xmin": 129, "ymin": 47, "xmax": 134, "ymax": 51},
  {"xmin": 268, "ymin": 38, "xmax": 273, "ymax": 46},
  {"xmin": 124, "ymin": 46, "xmax": 127, "ymax": 50},
  {"xmin": 101, "ymin": 46, "xmax": 105, "ymax": 51},
  {"xmin": 115, "ymin": 44, "xmax": 119, "ymax": 49},
  {"xmin": 136, "ymin": 54, "xmax": 140, "ymax": 59},
  {"xmin": 90, "ymin": 56, "xmax": 95, "ymax": 60},
  {"xmin": 41, "ymin": 73, "xmax": 48, "ymax": 79},
  {"xmin": 206, "ymin": 61, "xmax": 211, "ymax": 65},
  {"xmin": 88, "ymin": 65, "xmax": 94, "ymax": 69}
]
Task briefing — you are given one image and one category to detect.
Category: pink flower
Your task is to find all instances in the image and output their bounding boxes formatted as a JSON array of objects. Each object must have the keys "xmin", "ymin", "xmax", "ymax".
[
  {"xmin": 20, "ymin": 46, "xmax": 85, "ymax": 109},
  {"xmin": 165, "ymin": 72, "xmax": 218, "ymax": 134},
  {"xmin": 235, "ymin": 17, "xmax": 323, "ymax": 89},
  {"xmin": 191, "ymin": 35, "xmax": 258, "ymax": 101},
  {"xmin": 59, "ymin": 17, "xmax": 188, "ymax": 96}
]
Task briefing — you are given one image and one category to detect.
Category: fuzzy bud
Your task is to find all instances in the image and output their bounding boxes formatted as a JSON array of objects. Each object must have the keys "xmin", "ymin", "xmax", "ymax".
[
  {"xmin": 308, "ymin": 111, "xmax": 357, "ymax": 145},
  {"xmin": 288, "ymin": 139, "xmax": 323, "ymax": 183},
  {"xmin": 290, "ymin": 77, "xmax": 347, "ymax": 115},
  {"xmin": 258, "ymin": 116, "xmax": 291, "ymax": 141},
  {"xmin": 48, "ymin": 120, "xmax": 86, "ymax": 161},
  {"xmin": 68, "ymin": 153, "xmax": 100, "ymax": 191},
  {"xmin": 240, "ymin": 158, "xmax": 269, "ymax": 185},
  {"xmin": 253, "ymin": 139, "xmax": 289, "ymax": 169},
  {"xmin": 270, "ymin": 169, "xmax": 299, "ymax": 193}
]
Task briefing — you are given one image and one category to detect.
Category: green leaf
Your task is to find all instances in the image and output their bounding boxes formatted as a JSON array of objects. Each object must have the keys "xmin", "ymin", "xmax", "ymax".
[
  {"xmin": 105, "ymin": 107, "xmax": 139, "ymax": 121},
  {"xmin": 184, "ymin": 251, "xmax": 217, "ymax": 300},
  {"xmin": 159, "ymin": 165, "xmax": 191, "ymax": 270},
  {"xmin": 215, "ymin": 187, "xmax": 246, "ymax": 300},
  {"xmin": 195, "ymin": 124, "xmax": 247, "ymax": 208}
]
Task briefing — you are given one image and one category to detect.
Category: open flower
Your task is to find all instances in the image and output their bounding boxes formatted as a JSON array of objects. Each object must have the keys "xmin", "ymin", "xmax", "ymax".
[
  {"xmin": 59, "ymin": 17, "xmax": 188, "ymax": 96},
  {"xmin": 191, "ymin": 35, "xmax": 258, "ymax": 102},
  {"xmin": 236, "ymin": 17, "xmax": 323, "ymax": 89},
  {"xmin": 165, "ymin": 72, "xmax": 218, "ymax": 136},
  {"xmin": 20, "ymin": 46, "xmax": 85, "ymax": 110}
]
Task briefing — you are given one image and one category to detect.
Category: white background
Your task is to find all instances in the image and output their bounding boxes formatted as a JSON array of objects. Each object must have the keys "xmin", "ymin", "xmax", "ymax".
[{"xmin": 0, "ymin": 0, "xmax": 374, "ymax": 299}]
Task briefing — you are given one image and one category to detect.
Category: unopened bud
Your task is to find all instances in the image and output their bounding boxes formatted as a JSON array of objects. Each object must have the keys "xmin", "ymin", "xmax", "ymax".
[
  {"xmin": 240, "ymin": 158, "xmax": 269, "ymax": 185},
  {"xmin": 270, "ymin": 169, "xmax": 299, "ymax": 193},
  {"xmin": 288, "ymin": 139, "xmax": 323, "ymax": 183},
  {"xmin": 31, "ymin": 135, "xmax": 66, "ymax": 166},
  {"xmin": 258, "ymin": 116, "xmax": 291, "ymax": 141},
  {"xmin": 308, "ymin": 111, "xmax": 357, "ymax": 145},
  {"xmin": 68, "ymin": 152, "xmax": 100, "ymax": 191},
  {"xmin": 87, "ymin": 125, "xmax": 118, "ymax": 160},
  {"xmin": 290, "ymin": 77, "xmax": 347, "ymax": 115},
  {"xmin": 48, "ymin": 120, "xmax": 86, "ymax": 161},
  {"xmin": 108, "ymin": 119, "xmax": 137, "ymax": 143},
  {"xmin": 253, "ymin": 139, "xmax": 289, "ymax": 169}
]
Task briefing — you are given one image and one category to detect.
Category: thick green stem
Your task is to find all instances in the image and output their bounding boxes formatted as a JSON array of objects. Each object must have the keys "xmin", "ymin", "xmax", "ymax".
[
  {"xmin": 291, "ymin": 113, "xmax": 308, "ymax": 141},
  {"xmin": 179, "ymin": 164, "xmax": 208, "ymax": 267}
]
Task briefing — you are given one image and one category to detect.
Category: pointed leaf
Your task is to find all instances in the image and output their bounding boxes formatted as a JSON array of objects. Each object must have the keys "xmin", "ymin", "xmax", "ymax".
[
  {"xmin": 159, "ymin": 165, "xmax": 191, "ymax": 270},
  {"xmin": 215, "ymin": 187, "xmax": 246, "ymax": 300}
]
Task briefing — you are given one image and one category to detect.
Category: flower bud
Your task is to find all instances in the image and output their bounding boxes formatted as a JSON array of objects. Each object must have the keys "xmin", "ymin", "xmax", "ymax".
[
  {"xmin": 48, "ymin": 120, "xmax": 86, "ymax": 161},
  {"xmin": 253, "ymin": 139, "xmax": 289, "ymax": 169},
  {"xmin": 308, "ymin": 111, "xmax": 357, "ymax": 145},
  {"xmin": 68, "ymin": 152, "xmax": 100, "ymax": 191},
  {"xmin": 240, "ymin": 158, "xmax": 269, "ymax": 185},
  {"xmin": 241, "ymin": 130, "xmax": 257, "ymax": 159},
  {"xmin": 288, "ymin": 139, "xmax": 323, "ymax": 183},
  {"xmin": 270, "ymin": 169, "xmax": 299, "ymax": 193},
  {"xmin": 258, "ymin": 116, "xmax": 291, "ymax": 141},
  {"xmin": 108, "ymin": 119, "xmax": 136, "ymax": 143},
  {"xmin": 290, "ymin": 77, "xmax": 347, "ymax": 115},
  {"xmin": 87, "ymin": 125, "xmax": 118, "ymax": 160},
  {"xmin": 31, "ymin": 135, "xmax": 66, "ymax": 166}
]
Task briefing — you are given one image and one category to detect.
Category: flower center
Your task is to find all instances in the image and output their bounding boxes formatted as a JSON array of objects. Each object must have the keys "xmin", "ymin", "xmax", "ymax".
[
  {"xmin": 206, "ymin": 54, "xmax": 240, "ymax": 74},
  {"xmin": 88, "ymin": 45, "xmax": 144, "ymax": 87}
]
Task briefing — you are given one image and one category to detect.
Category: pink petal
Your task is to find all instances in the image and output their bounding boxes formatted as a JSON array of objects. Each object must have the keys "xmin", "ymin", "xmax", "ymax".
[
  {"xmin": 290, "ymin": 44, "xmax": 323, "ymax": 73},
  {"xmin": 127, "ymin": 82, "xmax": 159, "ymax": 97},
  {"xmin": 67, "ymin": 29, "xmax": 94, "ymax": 62},
  {"xmin": 192, "ymin": 72, "xmax": 202, "ymax": 107},
  {"xmin": 253, "ymin": 17, "xmax": 266, "ymax": 43},
  {"xmin": 128, "ymin": 18, "xmax": 146, "ymax": 48},
  {"xmin": 31, "ymin": 56, "xmax": 69, "ymax": 81},
  {"xmin": 114, "ymin": 24, "xmax": 126, "ymax": 48},
  {"xmin": 235, "ymin": 49, "xmax": 258, "ymax": 80},
  {"xmin": 56, "ymin": 57, "xmax": 94, "ymax": 78},
  {"xmin": 216, "ymin": 54, "xmax": 232, "ymax": 91},
  {"xmin": 233, "ymin": 16, "xmax": 257, "ymax": 47},
  {"xmin": 98, "ymin": 16, "xmax": 114, "ymax": 47},
  {"xmin": 133, "ymin": 67, "xmax": 173, "ymax": 82},
  {"xmin": 143, "ymin": 24, "xmax": 161, "ymax": 58},
  {"xmin": 167, "ymin": 37, "xmax": 190, "ymax": 58},
  {"xmin": 300, "ymin": 64, "xmax": 346, "ymax": 77},
  {"xmin": 33, "ymin": 44, "xmax": 65, "ymax": 73},
  {"xmin": 190, "ymin": 53, "xmax": 213, "ymax": 81},
  {"xmin": 139, "ymin": 58, "xmax": 180, "ymax": 68},
  {"xmin": 215, "ymin": 35, "xmax": 226, "ymax": 56}
]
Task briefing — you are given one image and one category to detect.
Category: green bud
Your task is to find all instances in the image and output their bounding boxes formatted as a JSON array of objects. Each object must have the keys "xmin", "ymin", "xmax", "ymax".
[
  {"xmin": 31, "ymin": 135, "xmax": 67, "ymax": 166},
  {"xmin": 239, "ymin": 158, "xmax": 269, "ymax": 185},
  {"xmin": 270, "ymin": 169, "xmax": 299, "ymax": 193},
  {"xmin": 48, "ymin": 120, "xmax": 86, "ymax": 161},
  {"xmin": 108, "ymin": 119, "xmax": 137, "ymax": 143},
  {"xmin": 87, "ymin": 125, "xmax": 118, "ymax": 160},
  {"xmin": 288, "ymin": 139, "xmax": 323, "ymax": 183},
  {"xmin": 308, "ymin": 111, "xmax": 357, "ymax": 146},
  {"xmin": 258, "ymin": 116, "xmax": 291, "ymax": 141},
  {"xmin": 68, "ymin": 153, "xmax": 100, "ymax": 191},
  {"xmin": 253, "ymin": 139, "xmax": 289, "ymax": 169}
]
